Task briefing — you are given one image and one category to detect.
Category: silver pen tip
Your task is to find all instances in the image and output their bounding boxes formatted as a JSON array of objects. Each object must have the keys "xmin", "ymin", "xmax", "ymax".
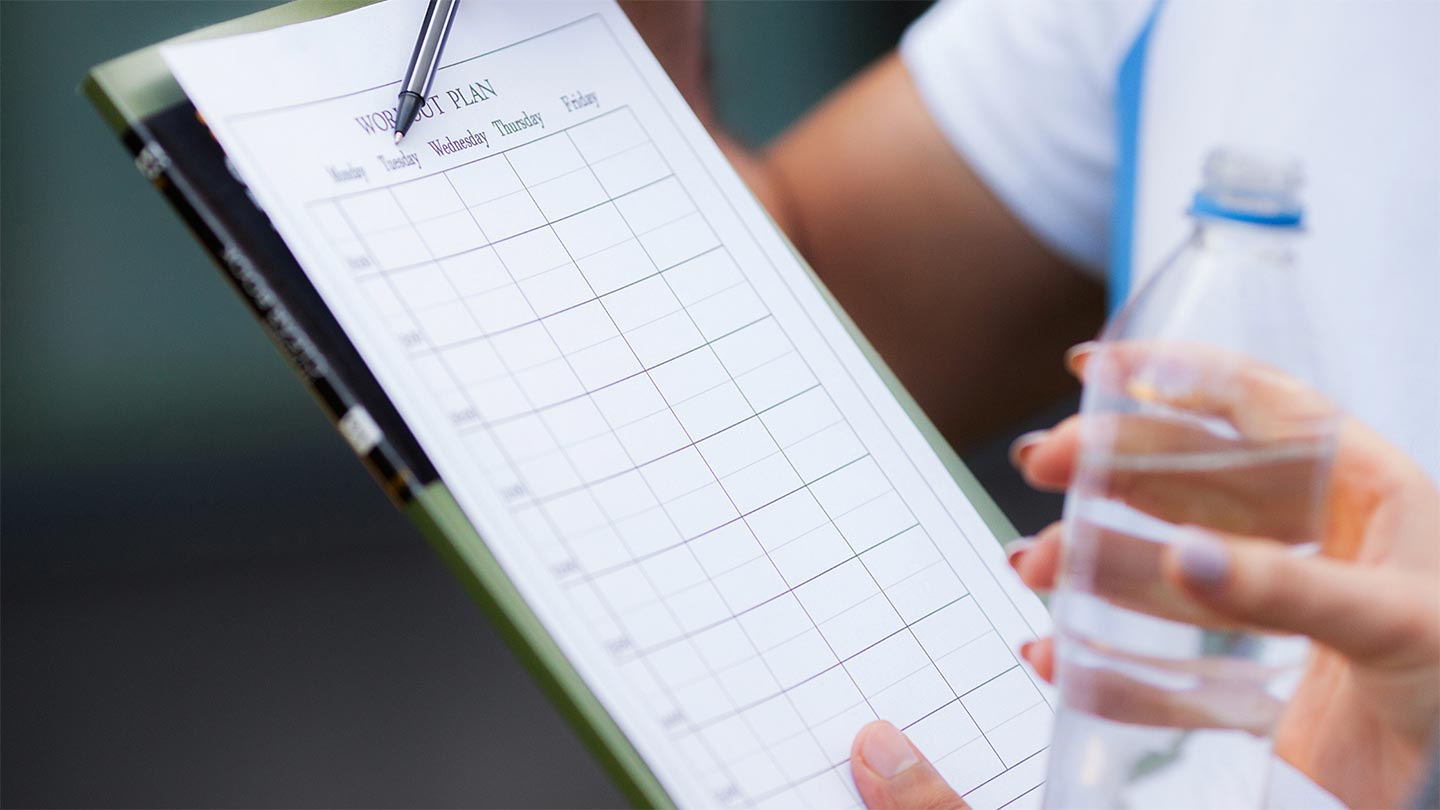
[{"xmin": 394, "ymin": 131, "xmax": 405, "ymax": 144}]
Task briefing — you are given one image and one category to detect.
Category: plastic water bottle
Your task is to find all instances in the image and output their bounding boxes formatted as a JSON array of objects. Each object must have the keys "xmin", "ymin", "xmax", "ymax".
[{"xmin": 1041, "ymin": 149, "xmax": 1339, "ymax": 809}]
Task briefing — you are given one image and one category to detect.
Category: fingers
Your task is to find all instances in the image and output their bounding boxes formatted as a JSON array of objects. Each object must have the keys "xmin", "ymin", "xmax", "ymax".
[
  {"xmin": 1020, "ymin": 637, "xmax": 1055, "ymax": 683},
  {"xmin": 1164, "ymin": 529, "xmax": 1440, "ymax": 663},
  {"xmin": 1016, "ymin": 517, "xmax": 1254, "ymax": 628},
  {"xmin": 1014, "ymin": 412, "xmax": 1332, "ymax": 540},
  {"xmin": 1063, "ymin": 340, "xmax": 1099, "ymax": 377},
  {"xmin": 1011, "ymin": 418, "xmax": 1081, "ymax": 492},
  {"xmin": 1068, "ymin": 341, "xmax": 1335, "ymax": 442},
  {"xmin": 1052, "ymin": 644, "xmax": 1283, "ymax": 734},
  {"xmin": 851, "ymin": 721, "xmax": 970, "ymax": 810},
  {"xmin": 1017, "ymin": 635, "xmax": 1283, "ymax": 733},
  {"xmin": 1006, "ymin": 522, "xmax": 1061, "ymax": 591},
  {"xmin": 1008, "ymin": 528, "xmax": 1057, "ymax": 684},
  {"xmin": 1038, "ymin": 341, "xmax": 1339, "ymax": 535}
]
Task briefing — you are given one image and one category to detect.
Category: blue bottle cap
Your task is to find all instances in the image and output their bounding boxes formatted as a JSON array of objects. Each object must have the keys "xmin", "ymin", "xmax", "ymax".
[{"xmin": 1190, "ymin": 148, "xmax": 1304, "ymax": 228}]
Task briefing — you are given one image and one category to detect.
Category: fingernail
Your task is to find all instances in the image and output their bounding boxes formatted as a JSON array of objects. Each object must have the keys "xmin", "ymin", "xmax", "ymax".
[
  {"xmin": 1008, "ymin": 430, "xmax": 1050, "ymax": 469},
  {"xmin": 1020, "ymin": 640, "xmax": 1036, "ymax": 659},
  {"xmin": 1065, "ymin": 341, "xmax": 1100, "ymax": 375},
  {"xmin": 1003, "ymin": 536, "xmax": 1035, "ymax": 567},
  {"xmin": 860, "ymin": 721, "xmax": 919, "ymax": 778},
  {"xmin": 1174, "ymin": 529, "xmax": 1231, "ymax": 589}
]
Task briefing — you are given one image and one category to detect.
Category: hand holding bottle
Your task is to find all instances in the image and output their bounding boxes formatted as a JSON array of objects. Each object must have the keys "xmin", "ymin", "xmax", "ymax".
[
  {"xmin": 1007, "ymin": 342, "xmax": 1440, "ymax": 810},
  {"xmin": 848, "ymin": 344, "xmax": 1440, "ymax": 810}
]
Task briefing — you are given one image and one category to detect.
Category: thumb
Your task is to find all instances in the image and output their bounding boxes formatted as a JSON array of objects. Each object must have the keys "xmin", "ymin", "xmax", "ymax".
[
  {"xmin": 1165, "ymin": 529, "xmax": 1435, "ymax": 662},
  {"xmin": 850, "ymin": 721, "xmax": 969, "ymax": 810}
]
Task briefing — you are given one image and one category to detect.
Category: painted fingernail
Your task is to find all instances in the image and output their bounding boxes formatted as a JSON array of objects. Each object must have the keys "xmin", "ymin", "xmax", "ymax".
[
  {"xmin": 860, "ymin": 721, "xmax": 919, "ymax": 778},
  {"xmin": 1020, "ymin": 640, "xmax": 1036, "ymax": 659},
  {"xmin": 1174, "ymin": 529, "xmax": 1231, "ymax": 589},
  {"xmin": 1003, "ymin": 537, "xmax": 1035, "ymax": 567},
  {"xmin": 1008, "ymin": 430, "xmax": 1050, "ymax": 469},
  {"xmin": 1065, "ymin": 341, "xmax": 1100, "ymax": 375}
]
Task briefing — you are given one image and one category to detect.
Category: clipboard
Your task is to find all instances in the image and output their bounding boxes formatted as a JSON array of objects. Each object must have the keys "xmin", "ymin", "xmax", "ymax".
[{"xmin": 84, "ymin": 4, "xmax": 1023, "ymax": 804}]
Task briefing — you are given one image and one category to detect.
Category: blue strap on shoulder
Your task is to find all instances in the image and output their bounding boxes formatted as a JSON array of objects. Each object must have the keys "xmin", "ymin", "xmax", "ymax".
[{"xmin": 1107, "ymin": 3, "xmax": 1163, "ymax": 313}]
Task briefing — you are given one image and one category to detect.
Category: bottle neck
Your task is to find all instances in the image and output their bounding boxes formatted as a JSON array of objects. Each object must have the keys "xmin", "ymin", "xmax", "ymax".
[{"xmin": 1191, "ymin": 216, "xmax": 1298, "ymax": 266}]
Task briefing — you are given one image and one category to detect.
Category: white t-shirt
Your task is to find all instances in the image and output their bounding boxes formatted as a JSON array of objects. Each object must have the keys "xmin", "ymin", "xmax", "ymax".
[
  {"xmin": 902, "ymin": 0, "xmax": 1440, "ymax": 485},
  {"xmin": 901, "ymin": 1, "xmax": 1439, "ymax": 807}
]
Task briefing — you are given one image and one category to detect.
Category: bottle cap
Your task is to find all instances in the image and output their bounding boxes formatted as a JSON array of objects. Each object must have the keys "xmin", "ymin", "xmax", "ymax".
[{"xmin": 1191, "ymin": 148, "xmax": 1304, "ymax": 228}]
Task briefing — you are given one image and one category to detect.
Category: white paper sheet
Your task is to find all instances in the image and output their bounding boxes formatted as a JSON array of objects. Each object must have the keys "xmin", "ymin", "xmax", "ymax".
[{"xmin": 163, "ymin": 3, "xmax": 1054, "ymax": 805}]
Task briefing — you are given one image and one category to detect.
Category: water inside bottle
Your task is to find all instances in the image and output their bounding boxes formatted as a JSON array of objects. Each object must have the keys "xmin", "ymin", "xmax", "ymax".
[{"xmin": 1044, "ymin": 414, "xmax": 1334, "ymax": 808}]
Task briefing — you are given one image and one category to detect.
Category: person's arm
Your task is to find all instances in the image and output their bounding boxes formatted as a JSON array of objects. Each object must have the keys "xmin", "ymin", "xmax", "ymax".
[{"xmin": 623, "ymin": 5, "xmax": 1106, "ymax": 448}]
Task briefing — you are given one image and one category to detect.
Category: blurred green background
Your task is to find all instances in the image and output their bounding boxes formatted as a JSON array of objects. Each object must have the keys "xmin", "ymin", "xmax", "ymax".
[{"xmin": 1, "ymin": 2, "xmax": 1062, "ymax": 806}]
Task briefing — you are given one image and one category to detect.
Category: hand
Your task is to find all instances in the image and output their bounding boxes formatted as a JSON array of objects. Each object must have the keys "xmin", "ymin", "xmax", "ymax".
[
  {"xmin": 851, "ymin": 720, "xmax": 971, "ymax": 810},
  {"xmin": 1009, "ymin": 344, "xmax": 1440, "ymax": 809},
  {"xmin": 850, "ymin": 343, "xmax": 1440, "ymax": 809}
]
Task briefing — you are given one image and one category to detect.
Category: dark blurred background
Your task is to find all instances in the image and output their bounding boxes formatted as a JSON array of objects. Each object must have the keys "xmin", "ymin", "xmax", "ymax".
[{"xmin": 0, "ymin": 2, "xmax": 1066, "ymax": 806}]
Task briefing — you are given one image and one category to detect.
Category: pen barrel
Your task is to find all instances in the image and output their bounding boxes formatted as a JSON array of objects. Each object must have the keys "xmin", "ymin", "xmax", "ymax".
[{"xmin": 401, "ymin": 0, "xmax": 460, "ymax": 99}]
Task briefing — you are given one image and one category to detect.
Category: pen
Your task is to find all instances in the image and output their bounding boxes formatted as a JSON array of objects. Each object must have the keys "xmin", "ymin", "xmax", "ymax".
[{"xmin": 392, "ymin": 0, "xmax": 460, "ymax": 144}]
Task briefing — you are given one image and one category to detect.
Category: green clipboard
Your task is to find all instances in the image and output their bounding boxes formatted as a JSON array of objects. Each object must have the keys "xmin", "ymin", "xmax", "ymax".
[{"xmin": 83, "ymin": 4, "xmax": 1020, "ymax": 805}]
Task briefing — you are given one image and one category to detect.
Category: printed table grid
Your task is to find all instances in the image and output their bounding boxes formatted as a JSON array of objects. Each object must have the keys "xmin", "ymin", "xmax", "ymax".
[
  {"xmin": 497, "ymin": 125, "xmax": 814, "ymax": 803},
  {"xmin": 341, "ymin": 168, "xmax": 679, "ymax": 283},
  {"xmin": 306, "ymin": 105, "xmax": 1044, "ymax": 808},
  {"xmin": 338, "ymin": 196, "xmax": 764, "ymax": 805}
]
